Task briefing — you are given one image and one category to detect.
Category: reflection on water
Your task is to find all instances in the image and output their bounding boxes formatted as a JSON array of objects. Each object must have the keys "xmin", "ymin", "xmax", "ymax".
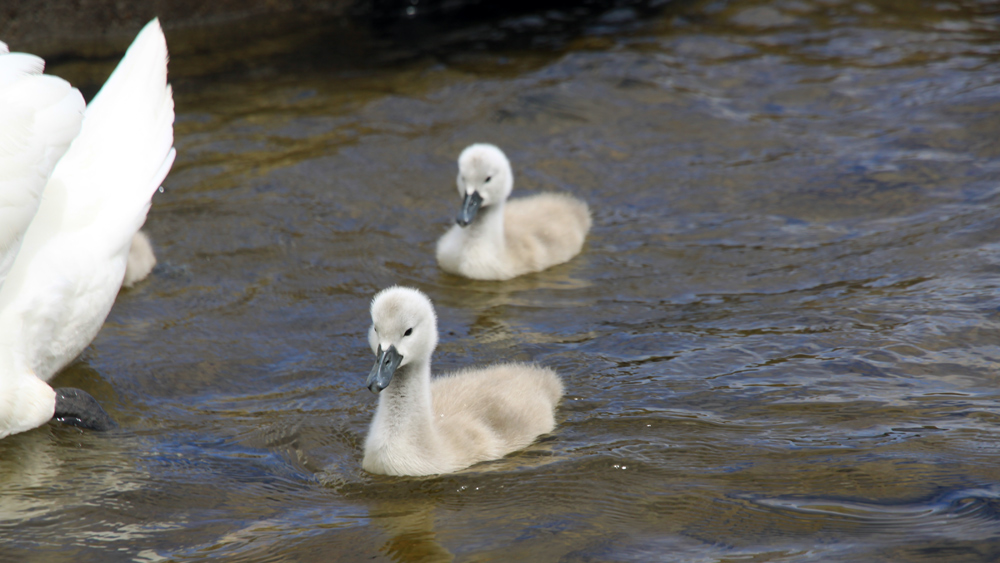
[{"xmin": 5, "ymin": 0, "xmax": 1000, "ymax": 561}]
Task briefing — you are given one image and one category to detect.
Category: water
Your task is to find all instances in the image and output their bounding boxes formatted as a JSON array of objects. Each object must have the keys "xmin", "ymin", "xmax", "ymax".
[{"xmin": 4, "ymin": 0, "xmax": 1000, "ymax": 561}]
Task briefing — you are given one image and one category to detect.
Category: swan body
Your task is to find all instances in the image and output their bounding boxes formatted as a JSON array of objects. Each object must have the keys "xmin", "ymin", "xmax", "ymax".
[
  {"xmin": 362, "ymin": 286, "xmax": 563, "ymax": 476},
  {"xmin": 0, "ymin": 19, "xmax": 175, "ymax": 439},
  {"xmin": 436, "ymin": 143, "xmax": 591, "ymax": 280}
]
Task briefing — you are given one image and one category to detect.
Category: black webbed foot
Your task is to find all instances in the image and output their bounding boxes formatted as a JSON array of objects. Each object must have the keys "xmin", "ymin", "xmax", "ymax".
[{"xmin": 53, "ymin": 388, "xmax": 118, "ymax": 431}]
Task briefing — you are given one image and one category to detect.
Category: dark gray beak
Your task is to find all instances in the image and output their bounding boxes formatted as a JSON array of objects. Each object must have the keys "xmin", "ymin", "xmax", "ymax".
[
  {"xmin": 456, "ymin": 191, "xmax": 483, "ymax": 227},
  {"xmin": 367, "ymin": 345, "xmax": 403, "ymax": 394}
]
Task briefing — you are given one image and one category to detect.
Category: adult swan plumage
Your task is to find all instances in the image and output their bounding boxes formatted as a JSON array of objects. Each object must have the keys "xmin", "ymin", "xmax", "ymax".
[
  {"xmin": 436, "ymin": 143, "xmax": 591, "ymax": 280},
  {"xmin": 0, "ymin": 19, "xmax": 176, "ymax": 439},
  {"xmin": 362, "ymin": 286, "xmax": 564, "ymax": 476}
]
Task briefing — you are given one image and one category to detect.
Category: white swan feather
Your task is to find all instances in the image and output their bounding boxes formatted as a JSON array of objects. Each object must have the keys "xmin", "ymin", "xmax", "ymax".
[{"xmin": 0, "ymin": 50, "xmax": 85, "ymax": 288}]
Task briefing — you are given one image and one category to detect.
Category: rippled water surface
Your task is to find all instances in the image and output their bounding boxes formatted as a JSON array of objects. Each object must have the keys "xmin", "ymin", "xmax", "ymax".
[{"xmin": 4, "ymin": 0, "xmax": 1000, "ymax": 561}]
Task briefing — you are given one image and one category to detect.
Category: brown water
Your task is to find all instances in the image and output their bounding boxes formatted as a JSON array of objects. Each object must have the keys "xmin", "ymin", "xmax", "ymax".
[{"xmin": 4, "ymin": 0, "xmax": 1000, "ymax": 561}]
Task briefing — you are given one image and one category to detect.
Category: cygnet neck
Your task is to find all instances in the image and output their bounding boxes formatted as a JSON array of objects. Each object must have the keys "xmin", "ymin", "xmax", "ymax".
[
  {"xmin": 376, "ymin": 356, "xmax": 438, "ymax": 443},
  {"xmin": 467, "ymin": 199, "xmax": 507, "ymax": 249}
]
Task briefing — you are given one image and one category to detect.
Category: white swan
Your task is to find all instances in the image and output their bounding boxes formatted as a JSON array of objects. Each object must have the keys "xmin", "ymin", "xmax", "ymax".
[
  {"xmin": 436, "ymin": 143, "xmax": 592, "ymax": 280},
  {"xmin": 362, "ymin": 286, "xmax": 564, "ymax": 476},
  {"xmin": 0, "ymin": 19, "xmax": 175, "ymax": 439}
]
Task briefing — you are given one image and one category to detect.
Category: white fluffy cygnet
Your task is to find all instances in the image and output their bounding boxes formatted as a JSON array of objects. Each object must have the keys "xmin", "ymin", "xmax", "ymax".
[
  {"xmin": 122, "ymin": 230, "xmax": 157, "ymax": 288},
  {"xmin": 436, "ymin": 143, "xmax": 591, "ymax": 280},
  {"xmin": 362, "ymin": 286, "xmax": 564, "ymax": 476},
  {"xmin": 0, "ymin": 19, "xmax": 175, "ymax": 439}
]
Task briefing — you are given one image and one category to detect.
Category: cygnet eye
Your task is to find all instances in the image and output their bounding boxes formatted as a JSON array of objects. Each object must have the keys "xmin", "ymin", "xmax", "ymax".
[
  {"xmin": 404, "ymin": 328, "xmax": 413, "ymax": 337},
  {"xmin": 484, "ymin": 176, "xmax": 492, "ymax": 183}
]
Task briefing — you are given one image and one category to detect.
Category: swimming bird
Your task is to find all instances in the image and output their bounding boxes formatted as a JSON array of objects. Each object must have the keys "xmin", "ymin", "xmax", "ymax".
[
  {"xmin": 122, "ymin": 230, "xmax": 156, "ymax": 288},
  {"xmin": 0, "ymin": 19, "xmax": 175, "ymax": 439},
  {"xmin": 362, "ymin": 286, "xmax": 564, "ymax": 476},
  {"xmin": 436, "ymin": 143, "xmax": 591, "ymax": 280}
]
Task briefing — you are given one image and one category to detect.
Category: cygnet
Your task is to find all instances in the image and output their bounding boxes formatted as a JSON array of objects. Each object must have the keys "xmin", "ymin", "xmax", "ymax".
[
  {"xmin": 362, "ymin": 286, "xmax": 563, "ymax": 476},
  {"xmin": 436, "ymin": 143, "xmax": 591, "ymax": 280}
]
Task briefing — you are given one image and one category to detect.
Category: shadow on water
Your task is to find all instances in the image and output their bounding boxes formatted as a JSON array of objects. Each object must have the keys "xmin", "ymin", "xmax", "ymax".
[
  {"xmin": 6, "ymin": 0, "xmax": 1000, "ymax": 561},
  {"xmin": 46, "ymin": 0, "xmax": 682, "ymax": 98}
]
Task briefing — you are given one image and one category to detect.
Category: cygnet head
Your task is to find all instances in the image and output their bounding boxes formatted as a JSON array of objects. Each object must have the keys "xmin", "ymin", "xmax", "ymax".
[
  {"xmin": 454, "ymin": 143, "xmax": 514, "ymax": 227},
  {"xmin": 366, "ymin": 286, "xmax": 439, "ymax": 394}
]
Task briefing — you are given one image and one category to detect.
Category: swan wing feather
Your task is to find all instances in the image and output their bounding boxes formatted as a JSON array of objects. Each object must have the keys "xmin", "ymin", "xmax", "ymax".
[
  {"xmin": 0, "ymin": 51, "xmax": 85, "ymax": 288},
  {"xmin": 0, "ymin": 19, "xmax": 175, "ymax": 380}
]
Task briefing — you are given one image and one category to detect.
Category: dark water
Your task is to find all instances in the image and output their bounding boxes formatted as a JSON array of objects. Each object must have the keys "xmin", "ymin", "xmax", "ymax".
[{"xmin": 4, "ymin": 0, "xmax": 1000, "ymax": 561}]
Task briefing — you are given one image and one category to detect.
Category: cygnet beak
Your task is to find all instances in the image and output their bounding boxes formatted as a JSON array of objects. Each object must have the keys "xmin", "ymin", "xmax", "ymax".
[
  {"xmin": 456, "ymin": 191, "xmax": 483, "ymax": 227},
  {"xmin": 367, "ymin": 345, "xmax": 403, "ymax": 394}
]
